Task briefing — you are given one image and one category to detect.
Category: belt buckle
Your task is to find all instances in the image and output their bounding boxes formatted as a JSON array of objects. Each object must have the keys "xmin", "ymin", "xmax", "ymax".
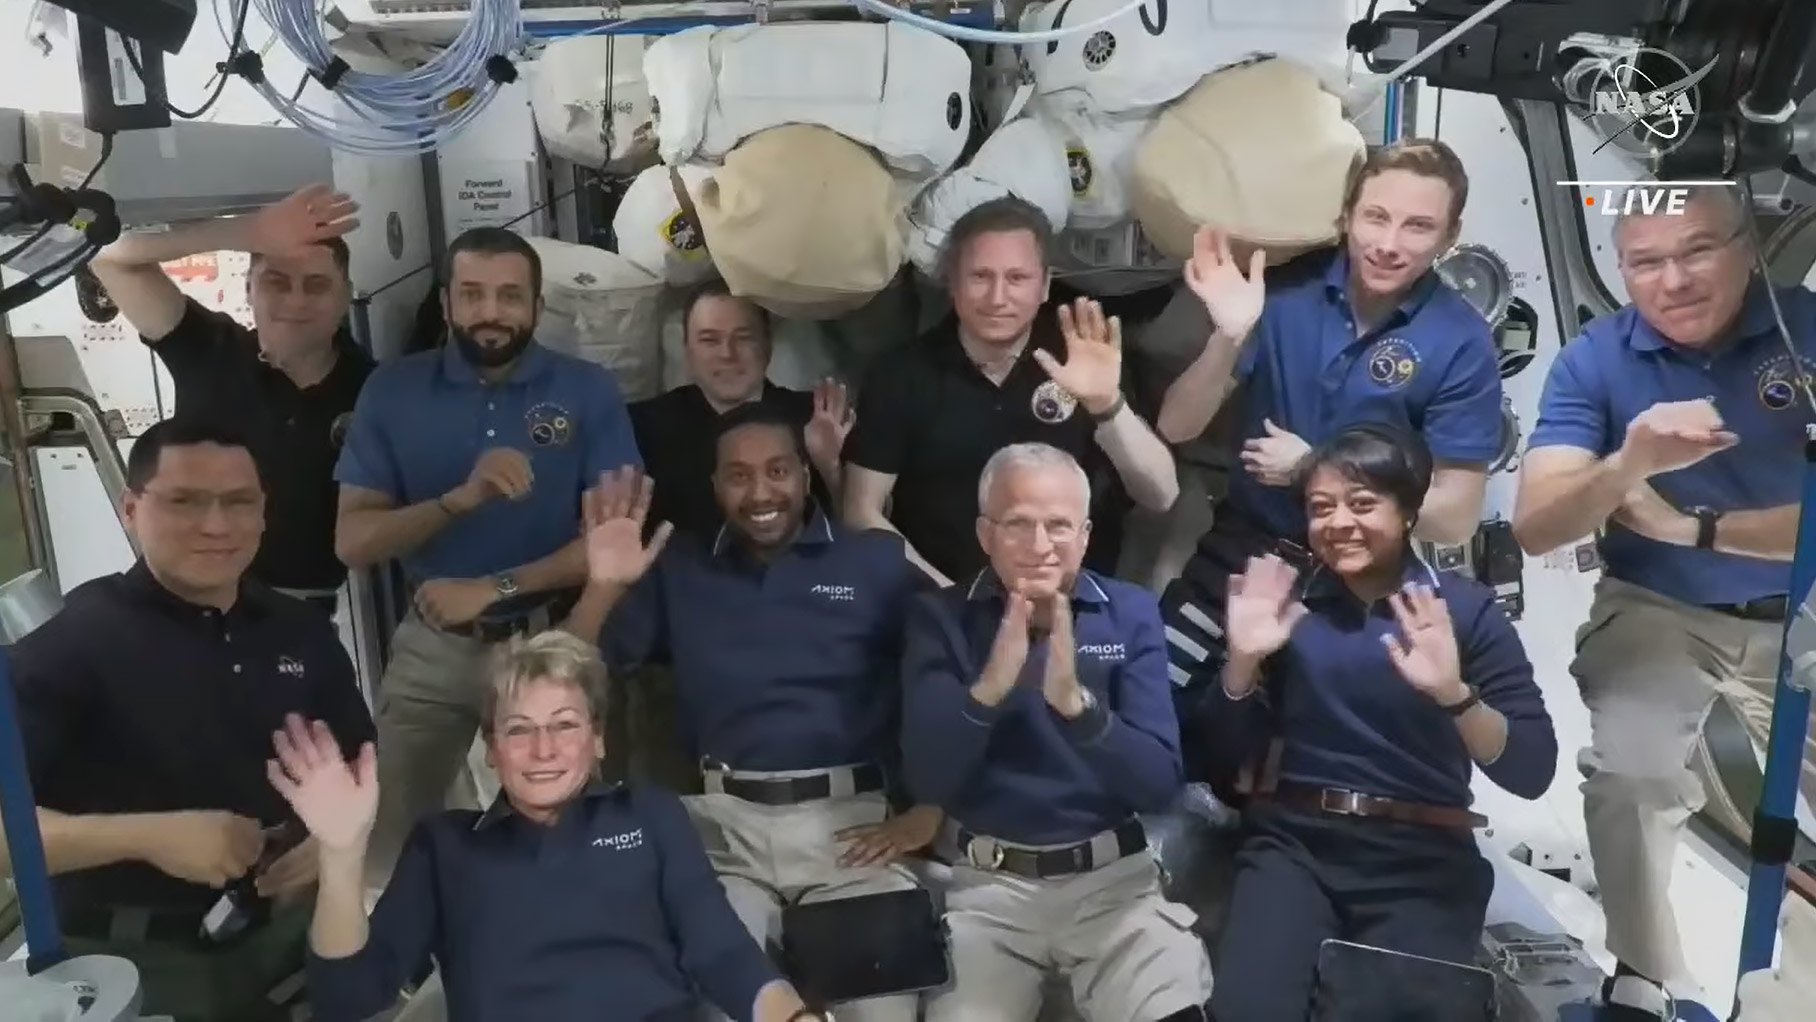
[
  {"xmin": 1319, "ymin": 789, "xmax": 1364, "ymax": 815},
  {"xmin": 966, "ymin": 836, "xmax": 1005, "ymax": 870}
]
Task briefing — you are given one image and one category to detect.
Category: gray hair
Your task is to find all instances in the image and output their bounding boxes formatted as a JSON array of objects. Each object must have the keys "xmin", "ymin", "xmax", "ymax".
[
  {"xmin": 480, "ymin": 629, "xmax": 608, "ymax": 738},
  {"xmin": 977, "ymin": 442, "xmax": 1091, "ymax": 516},
  {"xmin": 1611, "ymin": 183, "xmax": 1749, "ymax": 249}
]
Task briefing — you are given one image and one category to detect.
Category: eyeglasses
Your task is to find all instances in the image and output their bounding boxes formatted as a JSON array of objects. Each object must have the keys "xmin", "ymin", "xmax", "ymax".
[
  {"xmin": 1622, "ymin": 230, "xmax": 1742, "ymax": 280},
  {"xmin": 986, "ymin": 516, "xmax": 1085, "ymax": 545},
  {"xmin": 498, "ymin": 719, "xmax": 590, "ymax": 748},
  {"xmin": 138, "ymin": 488, "xmax": 263, "ymax": 521}
]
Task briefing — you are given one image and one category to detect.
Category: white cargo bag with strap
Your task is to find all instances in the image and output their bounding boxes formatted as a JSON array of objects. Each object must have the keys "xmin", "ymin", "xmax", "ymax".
[
  {"xmin": 614, "ymin": 163, "xmax": 717, "ymax": 286},
  {"xmin": 526, "ymin": 237, "xmax": 666, "ymax": 401},
  {"xmin": 528, "ymin": 36, "xmax": 654, "ymax": 172},
  {"xmin": 644, "ymin": 22, "xmax": 972, "ymax": 179},
  {"xmin": 1018, "ymin": 0, "xmax": 1220, "ymax": 115}
]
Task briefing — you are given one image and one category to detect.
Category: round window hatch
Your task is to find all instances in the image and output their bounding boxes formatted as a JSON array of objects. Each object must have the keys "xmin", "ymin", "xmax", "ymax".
[{"xmin": 1435, "ymin": 243, "xmax": 1513, "ymax": 325}]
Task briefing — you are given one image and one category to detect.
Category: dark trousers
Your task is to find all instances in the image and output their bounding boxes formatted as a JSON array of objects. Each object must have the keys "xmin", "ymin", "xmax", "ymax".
[
  {"xmin": 61, "ymin": 905, "xmax": 311, "ymax": 1022},
  {"xmin": 1210, "ymin": 806, "xmax": 1493, "ymax": 1022}
]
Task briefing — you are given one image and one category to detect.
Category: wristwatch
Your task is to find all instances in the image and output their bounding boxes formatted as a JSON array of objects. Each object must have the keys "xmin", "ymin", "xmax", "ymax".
[
  {"xmin": 1089, "ymin": 393, "xmax": 1127, "ymax": 423},
  {"xmin": 493, "ymin": 574, "xmax": 520, "ymax": 600},
  {"xmin": 1441, "ymin": 686, "xmax": 1482, "ymax": 717},
  {"xmin": 1688, "ymin": 506, "xmax": 1722, "ymax": 550}
]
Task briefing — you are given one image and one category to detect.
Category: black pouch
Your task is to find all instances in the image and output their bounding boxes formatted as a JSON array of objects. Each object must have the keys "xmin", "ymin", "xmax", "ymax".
[{"xmin": 778, "ymin": 888, "xmax": 949, "ymax": 1005}]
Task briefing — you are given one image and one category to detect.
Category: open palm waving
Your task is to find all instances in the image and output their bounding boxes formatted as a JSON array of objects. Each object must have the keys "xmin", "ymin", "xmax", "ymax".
[
  {"xmin": 267, "ymin": 714, "xmax": 377, "ymax": 852},
  {"xmin": 583, "ymin": 467, "xmax": 674, "ymax": 587}
]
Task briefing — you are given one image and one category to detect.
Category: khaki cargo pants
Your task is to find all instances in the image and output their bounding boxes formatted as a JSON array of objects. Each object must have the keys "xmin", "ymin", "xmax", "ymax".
[{"xmin": 1575, "ymin": 577, "xmax": 1816, "ymax": 983}]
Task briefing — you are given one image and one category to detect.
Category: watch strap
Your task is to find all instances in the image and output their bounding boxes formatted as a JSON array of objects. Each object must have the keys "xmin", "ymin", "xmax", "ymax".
[
  {"xmin": 1089, "ymin": 394, "xmax": 1127, "ymax": 423},
  {"xmin": 1442, "ymin": 688, "xmax": 1482, "ymax": 717},
  {"xmin": 1692, "ymin": 507, "xmax": 1721, "ymax": 550},
  {"xmin": 494, "ymin": 573, "xmax": 519, "ymax": 598}
]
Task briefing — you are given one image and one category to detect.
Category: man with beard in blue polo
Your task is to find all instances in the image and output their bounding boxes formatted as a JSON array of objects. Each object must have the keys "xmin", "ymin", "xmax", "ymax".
[
  {"xmin": 333, "ymin": 225, "xmax": 641, "ymax": 881},
  {"xmin": 562, "ymin": 402, "xmax": 939, "ymax": 1022},
  {"xmin": 1152, "ymin": 140, "xmax": 1505, "ymax": 781}
]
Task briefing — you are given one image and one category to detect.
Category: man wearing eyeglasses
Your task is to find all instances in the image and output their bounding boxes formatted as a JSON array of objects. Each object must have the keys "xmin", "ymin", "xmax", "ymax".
[
  {"xmin": 900, "ymin": 442, "xmax": 1212, "ymax": 1022},
  {"xmin": 1, "ymin": 417, "xmax": 375, "ymax": 1021},
  {"xmin": 1513, "ymin": 184, "xmax": 1816, "ymax": 1021}
]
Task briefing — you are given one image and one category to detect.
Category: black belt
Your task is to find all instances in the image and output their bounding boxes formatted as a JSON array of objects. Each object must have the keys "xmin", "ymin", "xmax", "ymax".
[
  {"xmin": 707, "ymin": 763, "xmax": 886, "ymax": 806},
  {"xmin": 440, "ymin": 595, "xmax": 575, "ymax": 642},
  {"xmin": 1259, "ymin": 781, "xmax": 1488, "ymax": 832},
  {"xmin": 956, "ymin": 820, "xmax": 1148, "ymax": 879},
  {"xmin": 1707, "ymin": 595, "xmax": 1788, "ymax": 622}
]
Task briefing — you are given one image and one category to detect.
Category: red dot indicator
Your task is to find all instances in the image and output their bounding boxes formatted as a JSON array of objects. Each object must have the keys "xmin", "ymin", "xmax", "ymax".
[{"xmin": 1584, "ymin": 196, "xmax": 1596, "ymax": 206}]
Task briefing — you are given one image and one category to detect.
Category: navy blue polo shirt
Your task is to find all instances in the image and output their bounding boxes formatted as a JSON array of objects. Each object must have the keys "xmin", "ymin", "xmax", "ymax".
[
  {"xmin": 899, "ymin": 570, "xmax": 1184, "ymax": 845},
  {"xmin": 1199, "ymin": 560, "xmax": 1557, "ymax": 808},
  {"xmin": 1530, "ymin": 281, "xmax": 1812, "ymax": 606},
  {"xmin": 1227, "ymin": 248, "xmax": 1504, "ymax": 539},
  {"xmin": 334, "ymin": 342, "xmax": 641, "ymax": 582},
  {"xmin": 308, "ymin": 783, "xmax": 779, "ymax": 1022},
  {"xmin": 604, "ymin": 513, "xmax": 920, "ymax": 772}
]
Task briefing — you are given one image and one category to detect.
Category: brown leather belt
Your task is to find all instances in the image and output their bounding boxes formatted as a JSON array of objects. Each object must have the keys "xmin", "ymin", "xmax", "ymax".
[{"xmin": 1257, "ymin": 781, "xmax": 1487, "ymax": 832}]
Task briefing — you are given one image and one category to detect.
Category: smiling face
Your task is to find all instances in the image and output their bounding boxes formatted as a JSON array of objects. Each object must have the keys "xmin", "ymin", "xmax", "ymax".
[
  {"xmin": 976, "ymin": 459, "xmax": 1091, "ymax": 601},
  {"xmin": 1616, "ymin": 189, "xmax": 1753, "ymax": 348},
  {"xmin": 122, "ymin": 441, "xmax": 265, "ymax": 601},
  {"xmin": 950, "ymin": 228, "xmax": 1050, "ymax": 348},
  {"xmin": 248, "ymin": 245, "xmax": 349, "ymax": 364},
  {"xmin": 686, "ymin": 293, "xmax": 771, "ymax": 408},
  {"xmin": 1303, "ymin": 463, "xmax": 1411, "ymax": 579},
  {"xmin": 1342, "ymin": 168, "xmax": 1459, "ymax": 301},
  {"xmin": 485, "ymin": 677, "xmax": 604, "ymax": 821},
  {"xmin": 713, "ymin": 420, "xmax": 808, "ymax": 551}
]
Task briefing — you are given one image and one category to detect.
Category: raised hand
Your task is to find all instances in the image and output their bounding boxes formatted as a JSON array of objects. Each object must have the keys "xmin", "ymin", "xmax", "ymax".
[
  {"xmin": 1034, "ymin": 297, "xmax": 1124, "ymax": 416},
  {"xmin": 1381, "ymin": 585, "xmax": 1467, "ymax": 704},
  {"xmin": 1184, "ymin": 226, "xmax": 1267, "ymax": 339},
  {"xmin": 582, "ymin": 466, "xmax": 673, "ymax": 587},
  {"xmin": 267, "ymin": 714, "xmax": 377, "ymax": 853},
  {"xmin": 1224, "ymin": 555, "xmax": 1308, "ymax": 661},
  {"xmin": 248, "ymin": 184, "xmax": 359, "ymax": 255},
  {"xmin": 1620, "ymin": 398, "xmax": 1739, "ymax": 477},
  {"xmin": 1240, "ymin": 419, "xmax": 1311, "ymax": 486},
  {"xmin": 803, "ymin": 377, "xmax": 854, "ymax": 470},
  {"xmin": 1041, "ymin": 592, "xmax": 1088, "ymax": 717}
]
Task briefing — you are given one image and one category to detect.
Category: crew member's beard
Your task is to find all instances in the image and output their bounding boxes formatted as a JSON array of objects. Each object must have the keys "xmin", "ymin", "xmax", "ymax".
[{"xmin": 451, "ymin": 321, "xmax": 534, "ymax": 368}]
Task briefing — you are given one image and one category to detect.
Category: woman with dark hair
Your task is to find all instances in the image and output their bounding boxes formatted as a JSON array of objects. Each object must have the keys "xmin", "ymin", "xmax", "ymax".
[{"xmin": 1203, "ymin": 423, "xmax": 1558, "ymax": 1022}]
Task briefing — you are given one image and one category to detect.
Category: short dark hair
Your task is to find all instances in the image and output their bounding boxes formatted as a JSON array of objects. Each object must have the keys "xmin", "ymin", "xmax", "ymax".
[
  {"xmin": 126, "ymin": 418, "xmax": 264, "ymax": 491},
  {"xmin": 683, "ymin": 279, "xmax": 770, "ymax": 340},
  {"xmin": 939, "ymin": 196, "xmax": 1053, "ymax": 280},
  {"xmin": 713, "ymin": 400, "xmax": 807, "ymax": 464},
  {"xmin": 1295, "ymin": 422, "xmax": 1433, "ymax": 519},
  {"xmin": 250, "ymin": 236, "xmax": 351, "ymax": 277},
  {"xmin": 443, "ymin": 226, "xmax": 541, "ymax": 296}
]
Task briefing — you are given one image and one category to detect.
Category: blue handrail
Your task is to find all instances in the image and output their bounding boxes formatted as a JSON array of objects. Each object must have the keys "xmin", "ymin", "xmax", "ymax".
[
  {"xmin": 0, "ymin": 645, "xmax": 66, "ymax": 972},
  {"xmin": 1735, "ymin": 428, "xmax": 1816, "ymax": 992}
]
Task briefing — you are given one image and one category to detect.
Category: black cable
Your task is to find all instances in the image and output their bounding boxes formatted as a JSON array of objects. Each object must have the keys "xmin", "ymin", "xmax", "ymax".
[
  {"xmin": 0, "ymin": 134, "xmax": 114, "ymax": 266},
  {"xmin": 121, "ymin": 0, "xmax": 255, "ymax": 121}
]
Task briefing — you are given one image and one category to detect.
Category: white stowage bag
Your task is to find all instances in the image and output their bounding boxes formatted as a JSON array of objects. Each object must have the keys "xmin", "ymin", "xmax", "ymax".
[
  {"xmin": 1031, "ymin": 95, "xmax": 1153, "ymax": 230},
  {"xmin": 906, "ymin": 118, "xmax": 1072, "ymax": 279},
  {"xmin": 690, "ymin": 124, "xmax": 907, "ymax": 321},
  {"xmin": 643, "ymin": 22, "xmax": 973, "ymax": 179},
  {"xmin": 1129, "ymin": 57, "xmax": 1366, "ymax": 264},
  {"xmin": 528, "ymin": 36, "xmax": 654, "ymax": 172},
  {"xmin": 614, "ymin": 163, "xmax": 717, "ymax": 287},
  {"xmin": 525, "ymin": 237, "xmax": 666, "ymax": 402},
  {"xmin": 1017, "ymin": 0, "xmax": 1221, "ymax": 115}
]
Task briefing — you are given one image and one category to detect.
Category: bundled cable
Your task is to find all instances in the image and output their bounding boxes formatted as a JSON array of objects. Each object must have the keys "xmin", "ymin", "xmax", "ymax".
[{"xmin": 237, "ymin": 0, "xmax": 525, "ymax": 156}]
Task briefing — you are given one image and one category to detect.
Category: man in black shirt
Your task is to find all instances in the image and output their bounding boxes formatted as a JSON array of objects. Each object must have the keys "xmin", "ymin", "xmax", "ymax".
[
  {"xmin": 631, "ymin": 281, "xmax": 849, "ymax": 540},
  {"xmin": 2, "ymin": 418, "xmax": 376, "ymax": 1021},
  {"xmin": 842, "ymin": 197, "xmax": 1179, "ymax": 586},
  {"xmin": 90, "ymin": 184, "xmax": 373, "ymax": 613}
]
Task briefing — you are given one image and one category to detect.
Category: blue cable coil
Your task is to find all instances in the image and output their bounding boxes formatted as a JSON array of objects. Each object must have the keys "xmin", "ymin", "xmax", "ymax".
[
  {"xmin": 1735, "ymin": 428, "xmax": 1816, "ymax": 990},
  {"xmin": 0, "ymin": 645, "xmax": 66, "ymax": 972}
]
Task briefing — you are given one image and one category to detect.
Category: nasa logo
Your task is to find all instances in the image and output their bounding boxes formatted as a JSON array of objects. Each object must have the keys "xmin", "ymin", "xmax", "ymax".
[
  {"xmin": 662, "ymin": 211, "xmax": 704, "ymax": 255},
  {"xmin": 1366, "ymin": 337, "xmax": 1421, "ymax": 391},
  {"xmin": 1584, "ymin": 47, "xmax": 1716, "ymax": 158},
  {"xmin": 1031, "ymin": 379, "xmax": 1078, "ymax": 424},
  {"xmin": 525, "ymin": 402, "xmax": 575, "ymax": 447},
  {"xmin": 1755, "ymin": 353, "xmax": 1815, "ymax": 411}
]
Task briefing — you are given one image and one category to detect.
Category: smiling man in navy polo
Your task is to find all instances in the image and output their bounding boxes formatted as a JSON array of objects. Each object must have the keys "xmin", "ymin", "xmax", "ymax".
[
  {"xmin": 902, "ymin": 442, "xmax": 1210, "ymax": 1022},
  {"xmin": 1152, "ymin": 139, "xmax": 1504, "ymax": 775},
  {"xmin": 1513, "ymin": 184, "xmax": 1816, "ymax": 1019},
  {"xmin": 332, "ymin": 226, "xmax": 641, "ymax": 881},
  {"xmin": 563, "ymin": 401, "xmax": 936, "ymax": 1022}
]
